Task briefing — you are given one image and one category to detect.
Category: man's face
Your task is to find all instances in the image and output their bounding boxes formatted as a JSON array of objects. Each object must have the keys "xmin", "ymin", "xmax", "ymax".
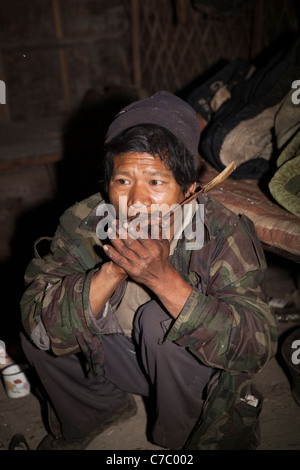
[{"xmin": 108, "ymin": 152, "xmax": 195, "ymax": 221}]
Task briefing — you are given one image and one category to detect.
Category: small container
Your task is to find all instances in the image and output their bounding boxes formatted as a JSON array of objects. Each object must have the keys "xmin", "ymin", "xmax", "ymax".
[
  {"xmin": 1, "ymin": 364, "xmax": 31, "ymax": 398},
  {"xmin": 0, "ymin": 341, "xmax": 13, "ymax": 371}
]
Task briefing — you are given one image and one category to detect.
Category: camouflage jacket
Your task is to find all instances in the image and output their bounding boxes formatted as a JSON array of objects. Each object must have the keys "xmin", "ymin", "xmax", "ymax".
[{"xmin": 20, "ymin": 192, "xmax": 278, "ymax": 450}]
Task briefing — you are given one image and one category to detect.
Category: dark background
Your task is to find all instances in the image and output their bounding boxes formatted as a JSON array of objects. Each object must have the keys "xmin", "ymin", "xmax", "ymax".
[{"xmin": 0, "ymin": 0, "xmax": 299, "ymax": 347}]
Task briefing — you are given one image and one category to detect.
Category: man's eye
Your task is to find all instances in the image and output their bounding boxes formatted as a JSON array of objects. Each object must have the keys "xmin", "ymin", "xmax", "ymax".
[
  {"xmin": 116, "ymin": 178, "xmax": 130, "ymax": 185},
  {"xmin": 150, "ymin": 180, "xmax": 164, "ymax": 186}
]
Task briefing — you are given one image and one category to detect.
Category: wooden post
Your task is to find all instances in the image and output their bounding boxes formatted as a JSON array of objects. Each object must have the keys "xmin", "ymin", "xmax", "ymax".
[
  {"xmin": 177, "ymin": 0, "xmax": 186, "ymax": 25},
  {"xmin": 250, "ymin": 0, "xmax": 264, "ymax": 60},
  {"xmin": 131, "ymin": 0, "xmax": 142, "ymax": 88},
  {"xmin": 52, "ymin": 0, "xmax": 72, "ymax": 111}
]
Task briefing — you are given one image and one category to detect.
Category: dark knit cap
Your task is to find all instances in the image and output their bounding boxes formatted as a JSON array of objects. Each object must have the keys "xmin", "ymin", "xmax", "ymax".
[{"xmin": 105, "ymin": 90, "xmax": 200, "ymax": 169}]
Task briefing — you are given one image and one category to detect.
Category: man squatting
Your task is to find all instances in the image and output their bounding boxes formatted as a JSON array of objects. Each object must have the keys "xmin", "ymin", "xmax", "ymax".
[{"xmin": 20, "ymin": 91, "xmax": 278, "ymax": 450}]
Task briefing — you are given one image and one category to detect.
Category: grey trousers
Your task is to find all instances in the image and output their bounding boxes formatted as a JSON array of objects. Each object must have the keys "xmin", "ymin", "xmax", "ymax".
[{"xmin": 21, "ymin": 299, "xmax": 213, "ymax": 449}]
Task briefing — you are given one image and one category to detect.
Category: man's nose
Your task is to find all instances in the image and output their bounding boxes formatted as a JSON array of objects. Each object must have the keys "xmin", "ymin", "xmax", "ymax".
[{"xmin": 128, "ymin": 183, "xmax": 151, "ymax": 210}]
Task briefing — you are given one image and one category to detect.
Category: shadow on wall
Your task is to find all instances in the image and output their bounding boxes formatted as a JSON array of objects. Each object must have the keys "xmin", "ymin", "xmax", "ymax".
[
  {"xmin": 0, "ymin": 86, "xmax": 148, "ymax": 355},
  {"xmin": 58, "ymin": 86, "xmax": 148, "ymax": 208}
]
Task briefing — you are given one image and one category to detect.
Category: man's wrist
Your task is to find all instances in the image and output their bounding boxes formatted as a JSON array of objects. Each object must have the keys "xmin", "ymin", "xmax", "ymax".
[
  {"xmin": 101, "ymin": 261, "xmax": 128, "ymax": 283},
  {"xmin": 146, "ymin": 263, "xmax": 192, "ymax": 315}
]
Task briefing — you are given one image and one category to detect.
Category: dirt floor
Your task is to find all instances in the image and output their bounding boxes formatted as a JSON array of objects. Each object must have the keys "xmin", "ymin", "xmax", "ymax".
[{"xmin": 0, "ymin": 253, "xmax": 300, "ymax": 452}]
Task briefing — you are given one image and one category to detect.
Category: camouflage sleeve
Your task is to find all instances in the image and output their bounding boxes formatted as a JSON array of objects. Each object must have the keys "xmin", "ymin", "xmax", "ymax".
[
  {"xmin": 20, "ymin": 194, "xmax": 106, "ymax": 370},
  {"xmin": 166, "ymin": 200, "xmax": 278, "ymax": 375}
]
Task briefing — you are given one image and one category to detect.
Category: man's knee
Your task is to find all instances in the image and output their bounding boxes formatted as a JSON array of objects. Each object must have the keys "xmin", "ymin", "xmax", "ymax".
[
  {"xmin": 20, "ymin": 332, "xmax": 40, "ymax": 365},
  {"xmin": 134, "ymin": 300, "xmax": 172, "ymax": 344}
]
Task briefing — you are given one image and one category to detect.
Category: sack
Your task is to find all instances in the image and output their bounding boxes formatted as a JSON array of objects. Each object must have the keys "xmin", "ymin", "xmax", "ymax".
[
  {"xmin": 268, "ymin": 129, "xmax": 300, "ymax": 217},
  {"xmin": 188, "ymin": 37, "xmax": 300, "ymax": 179}
]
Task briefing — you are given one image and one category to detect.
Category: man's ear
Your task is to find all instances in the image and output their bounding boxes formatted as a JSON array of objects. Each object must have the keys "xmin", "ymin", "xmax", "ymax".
[{"xmin": 185, "ymin": 182, "xmax": 197, "ymax": 197}]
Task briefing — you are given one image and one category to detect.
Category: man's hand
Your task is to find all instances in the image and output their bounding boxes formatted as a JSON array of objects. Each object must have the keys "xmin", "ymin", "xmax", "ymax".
[
  {"xmin": 103, "ymin": 221, "xmax": 192, "ymax": 318},
  {"xmin": 103, "ymin": 223, "xmax": 171, "ymax": 290}
]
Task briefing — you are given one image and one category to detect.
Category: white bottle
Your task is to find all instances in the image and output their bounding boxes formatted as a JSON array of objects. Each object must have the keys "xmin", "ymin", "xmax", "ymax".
[{"xmin": 0, "ymin": 340, "xmax": 13, "ymax": 371}]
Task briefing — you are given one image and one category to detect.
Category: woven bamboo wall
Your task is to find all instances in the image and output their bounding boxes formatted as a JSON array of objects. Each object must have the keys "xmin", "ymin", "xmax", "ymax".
[
  {"xmin": 130, "ymin": 0, "xmax": 300, "ymax": 95},
  {"xmin": 0, "ymin": 0, "xmax": 298, "ymax": 122},
  {"xmin": 0, "ymin": 0, "xmax": 133, "ymax": 123}
]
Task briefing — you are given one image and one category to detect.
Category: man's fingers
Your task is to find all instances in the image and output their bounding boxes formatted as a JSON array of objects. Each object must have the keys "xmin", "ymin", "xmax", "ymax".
[
  {"xmin": 107, "ymin": 226, "xmax": 145, "ymax": 260},
  {"xmin": 106, "ymin": 218, "xmax": 169, "ymax": 263},
  {"xmin": 103, "ymin": 244, "xmax": 129, "ymax": 270},
  {"xmin": 123, "ymin": 212, "xmax": 167, "ymax": 241}
]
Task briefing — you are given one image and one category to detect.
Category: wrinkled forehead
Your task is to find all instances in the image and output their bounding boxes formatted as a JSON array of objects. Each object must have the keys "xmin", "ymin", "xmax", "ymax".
[{"xmin": 110, "ymin": 151, "xmax": 172, "ymax": 176}]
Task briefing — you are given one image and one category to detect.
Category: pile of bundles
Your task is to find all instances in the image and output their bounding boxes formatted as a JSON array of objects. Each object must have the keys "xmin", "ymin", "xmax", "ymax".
[{"xmin": 187, "ymin": 36, "xmax": 300, "ymax": 217}]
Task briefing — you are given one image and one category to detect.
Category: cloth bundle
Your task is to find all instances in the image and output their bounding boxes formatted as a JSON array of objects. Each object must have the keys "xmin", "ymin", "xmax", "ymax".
[
  {"xmin": 269, "ymin": 127, "xmax": 300, "ymax": 217},
  {"xmin": 187, "ymin": 37, "xmax": 300, "ymax": 181}
]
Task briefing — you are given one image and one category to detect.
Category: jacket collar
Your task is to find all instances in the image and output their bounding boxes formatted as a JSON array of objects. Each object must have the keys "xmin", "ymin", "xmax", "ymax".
[{"xmin": 79, "ymin": 199, "xmax": 107, "ymax": 233}]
